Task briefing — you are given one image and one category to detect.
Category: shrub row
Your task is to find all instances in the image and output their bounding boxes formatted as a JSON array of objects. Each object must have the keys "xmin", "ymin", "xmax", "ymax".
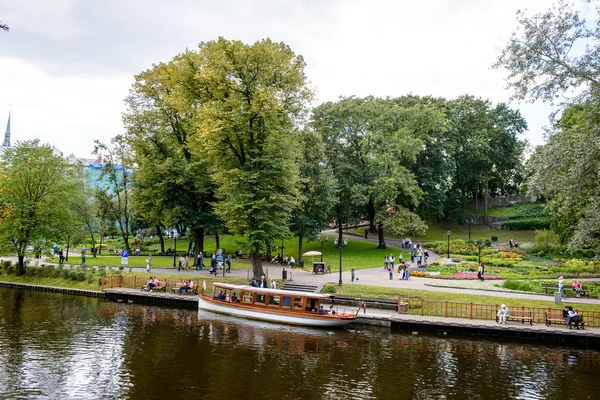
[{"xmin": 501, "ymin": 218, "xmax": 551, "ymax": 230}]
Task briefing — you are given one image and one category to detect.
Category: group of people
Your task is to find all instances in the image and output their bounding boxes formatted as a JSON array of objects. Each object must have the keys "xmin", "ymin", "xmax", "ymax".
[
  {"xmin": 563, "ymin": 306, "xmax": 583, "ymax": 329},
  {"xmin": 177, "ymin": 280, "xmax": 194, "ymax": 294},
  {"xmin": 508, "ymin": 239, "xmax": 519, "ymax": 249},
  {"xmin": 145, "ymin": 277, "xmax": 160, "ymax": 292},
  {"xmin": 271, "ymin": 254, "xmax": 296, "ymax": 267},
  {"xmin": 248, "ymin": 275, "xmax": 273, "ymax": 289},
  {"xmin": 558, "ymin": 276, "xmax": 583, "ymax": 298}
]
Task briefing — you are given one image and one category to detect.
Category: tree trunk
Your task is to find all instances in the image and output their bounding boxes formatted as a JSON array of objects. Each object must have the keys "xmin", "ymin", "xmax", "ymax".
[
  {"xmin": 377, "ymin": 222, "xmax": 387, "ymax": 249},
  {"xmin": 367, "ymin": 200, "xmax": 376, "ymax": 233},
  {"xmin": 99, "ymin": 233, "xmax": 103, "ymax": 255},
  {"xmin": 250, "ymin": 250, "xmax": 265, "ymax": 279},
  {"xmin": 193, "ymin": 228, "xmax": 205, "ymax": 259},
  {"xmin": 215, "ymin": 233, "xmax": 220, "ymax": 250},
  {"xmin": 484, "ymin": 180, "xmax": 489, "ymax": 225},
  {"xmin": 157, "ymin": 226, "xmax": 165, "ymax": 253},
  {"xmin": 17, "ymin": 254, "xmax": 25, "ymax": 276},
  {"xmin": 298, "ymin": 234, "xmax": 303, "ymax": 264}
]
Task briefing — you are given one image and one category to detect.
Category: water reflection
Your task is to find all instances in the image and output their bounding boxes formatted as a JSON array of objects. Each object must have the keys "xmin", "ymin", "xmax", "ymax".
[{"xmin": 0, "ymin": 289, "xmax": 599, "ymax": 400}]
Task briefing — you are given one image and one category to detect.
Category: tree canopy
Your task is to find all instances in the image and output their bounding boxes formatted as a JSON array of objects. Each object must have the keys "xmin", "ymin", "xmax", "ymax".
[{"xmin": 0, "ymin": 141, "xmax": 77, "ymax": 274}]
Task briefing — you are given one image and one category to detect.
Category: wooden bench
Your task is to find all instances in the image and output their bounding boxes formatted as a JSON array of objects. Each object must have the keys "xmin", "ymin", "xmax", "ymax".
[
  {"xmin": 496, "ymin": 309, "xmax": 533, "ymax": 325},
  {"xmin": 141, "ymin": 281, "xmax": 167, "ymax": 292},
  {"xmin": 541, "ymin": 284, "xmax": 589, "ymax": 297},
  {"xmin": 360, "ymin": 297, "xmax": 398, "ymax": 311},
  {"xmin": 545, "ymin": 311, "xmax": 585, "ymax": 329},
  {"xmin": 170, "ymin": 281, "xmax": 198, "ymax": 295}
]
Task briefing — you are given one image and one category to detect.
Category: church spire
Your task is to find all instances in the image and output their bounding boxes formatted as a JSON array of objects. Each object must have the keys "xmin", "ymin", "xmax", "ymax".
[{"xmin": 2, "ymin": 111, "xmax": 10, "ymax": 147}]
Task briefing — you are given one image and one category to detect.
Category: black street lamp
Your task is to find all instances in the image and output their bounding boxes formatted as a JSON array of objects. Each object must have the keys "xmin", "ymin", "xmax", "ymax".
[
  {"xmin": 316, "ymin": 234, "xmax": 329, "ymax": 262},
  {"xmin": 473, "ymin": 239, "xmax": 487, "ymax": 265},
  {"xmin": 333, "ymin": 236, "xmax": 348, "ymax": 286},
  {"xmin": 172, "ymin": 231, "xmax": 178, "ymax": 268},
  {"xmin": 66, "ymin": 234, "xmax": 70, "ymax": 262},
  {"xmin": 447, "ymin": 230, "xmax": 451, "ymax": 259}
]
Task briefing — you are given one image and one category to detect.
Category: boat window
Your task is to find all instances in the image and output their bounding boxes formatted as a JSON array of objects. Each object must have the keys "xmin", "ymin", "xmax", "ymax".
[
  {"xmin": 282, "ymin": 296, "xmax": 292, "ymax": 308},
  {"xmin": 293, "ymin": 297, "xmax": 303, "ymax": 309},
  {"xmin": 241, "ymin": 291, "xmax": 253, "ymax": 303},
  {"xmin": 254, "ymin": 293, "xmax": 266, "ymax": 305},
  {"xmin": 268, "ymin": 295, "xmax": 280, "ymax": 307}
]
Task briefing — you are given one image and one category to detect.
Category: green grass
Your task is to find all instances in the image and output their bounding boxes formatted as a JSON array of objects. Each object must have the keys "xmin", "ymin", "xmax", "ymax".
[
  {"xmin": 349, "ymin": 222, "xmax": 537, "ymax": 243},
  {"xmin": 328, "ymin": 283, "xmax": 600, "ymax": 312},
  {"xmin": 46, "ymin": 255, "xmax": 249, "ymax": 270}
]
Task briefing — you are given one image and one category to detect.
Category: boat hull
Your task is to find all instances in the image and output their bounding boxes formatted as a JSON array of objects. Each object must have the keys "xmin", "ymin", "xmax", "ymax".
[{"xmin": 198, "ymin": 297, "xmax": 356, "ymax": 327}]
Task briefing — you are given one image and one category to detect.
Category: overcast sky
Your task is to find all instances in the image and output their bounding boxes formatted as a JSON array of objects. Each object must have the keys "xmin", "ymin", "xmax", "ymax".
[{"xmin": 0, "ymin": 0, "xmax": 571, "ymax": 157}]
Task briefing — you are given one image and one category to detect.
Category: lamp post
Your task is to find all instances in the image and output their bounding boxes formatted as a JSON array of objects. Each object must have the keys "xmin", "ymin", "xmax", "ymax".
[
  {"xmin": 316, "ymin": 234, "xmax": 329, "ymax": 262},
  {"xmin": 473, "ymin": 239, "xmax": 486, "ymax": 265},
  {"xmin": 172, "ymin": 231, "xmax": 178, "ymax": 268},
  {"xmin": 447, "ymin": 230, "xmax": 451, "ymax": 259},
  {"xmin": 66, "ymin": 234, "xmax": 70, "ymax": 262},
  {"xmin": 333, "ymin": 236, "xmax": 348, "ymax": 286}
]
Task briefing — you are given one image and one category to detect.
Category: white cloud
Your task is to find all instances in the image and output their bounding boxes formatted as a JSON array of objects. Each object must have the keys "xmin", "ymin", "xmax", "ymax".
[{"xmin": 0, "ymin": 0, "xmax": 584, "ymax": 156}]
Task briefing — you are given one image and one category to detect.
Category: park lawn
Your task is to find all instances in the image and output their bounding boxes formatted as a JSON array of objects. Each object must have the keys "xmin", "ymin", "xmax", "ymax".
[
  {"xmin": 329, "ymin": 283, "xmax": 600, "ymax": 312},
  {"xmin": 46, "ymin": 255, "xmax": 250, "ymax": 270},
  {"xmin": 141, "ymin": 235, "xmax": 410, "ymax": 272},
  {"xmin": 349, "ymin": 222, "xmax": 537, "ymax": 243}
]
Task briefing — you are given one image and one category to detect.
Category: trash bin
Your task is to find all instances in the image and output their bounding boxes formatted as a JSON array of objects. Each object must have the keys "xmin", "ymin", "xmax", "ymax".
[
  {"xmin": 554, "ymin": 292, "xmax": 562, "ymax": 305},
  {"xmin": 299, "ymin": 260, "xmax": 304, "ymax": 269},
  {"xmin": 282, "ymin": 268, "xmax": 287, "ymax": 280}
]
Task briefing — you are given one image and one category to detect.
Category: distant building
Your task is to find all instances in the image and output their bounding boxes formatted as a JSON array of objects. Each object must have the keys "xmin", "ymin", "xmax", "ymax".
[{"xmin": 0, "ymin": 111, "xmax": 11, "ymax": 155}]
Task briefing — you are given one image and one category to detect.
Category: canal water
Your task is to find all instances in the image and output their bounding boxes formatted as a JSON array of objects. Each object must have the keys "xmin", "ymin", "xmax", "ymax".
[{"xmin": 0, "ymin": 289, "xmax": 598, "ymax": 400}]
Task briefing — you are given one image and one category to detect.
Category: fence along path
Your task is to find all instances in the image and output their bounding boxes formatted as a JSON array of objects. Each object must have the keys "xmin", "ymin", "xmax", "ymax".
[{"xmin": 397, "ymin": 298, "xmax": 600, "ymax": 328}]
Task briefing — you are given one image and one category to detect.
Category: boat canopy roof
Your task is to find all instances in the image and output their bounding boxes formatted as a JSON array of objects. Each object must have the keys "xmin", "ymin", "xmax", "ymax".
[{"xmin": 211, "ymin": 282, "xmax": 334, "ymax": 299}]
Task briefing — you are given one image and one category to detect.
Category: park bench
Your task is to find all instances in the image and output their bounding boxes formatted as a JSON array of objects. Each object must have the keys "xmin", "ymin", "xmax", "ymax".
[
  {"xmin": 170, "ymin": 281, "xmax": 199, "ymax": 295},
  {"xmin": 545, "ymin": 311, "xmax": 585, "ymax": 329},
  {"xmin": 141, "ymin": 279, "xmax": 167, "ymax": 292},
  {"xmin": 541, "ymin": 284, "xmax": 589, "ymax": 297},
  {"xmin": 360, "ymin": 297, "xmax": 398, "ymax": 311},
  {"xmin": 496, "ymin": 309, "xmax": 533, "ymax": 325},
  {"xmin": 328, "ymin": 295, "xmax": 357, "ymax": 306}
]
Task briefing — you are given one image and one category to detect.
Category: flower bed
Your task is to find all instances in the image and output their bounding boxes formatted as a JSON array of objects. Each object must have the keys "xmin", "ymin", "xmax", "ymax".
[{"xmin": 449, "ymin": 272, "xmax": 504, "ymax": 280}]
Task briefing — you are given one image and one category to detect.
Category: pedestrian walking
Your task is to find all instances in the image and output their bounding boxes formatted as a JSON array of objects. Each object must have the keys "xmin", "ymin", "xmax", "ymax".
[
  {"xmin": 146, "ymin": 255, "xmax": 152, "ymax": 273},
  {"xmin": 351, "ymin": 268, "xmax": 356, "ymax": 282}
]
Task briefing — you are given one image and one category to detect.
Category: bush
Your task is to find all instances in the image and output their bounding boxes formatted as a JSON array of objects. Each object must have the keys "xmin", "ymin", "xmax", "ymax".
[
  {"xmin": 87, "ymin": 274, "xmax": 95, "ymax": 284},
  {"xmin": 2, "ymin": 260, "xmax": 11, "ymax": 269},
  {"xmin": 322, "ymin": 284, "xmax": 337, "ymax": 294},
  {"xmin": 502, "ymin": 280, "xmax": 537, "ymax": 292},
  {"xmin": 76, "ymin": 272, "xmax": 85, "ymax": 282},
  {"xmin": 534, "ymin": 229, "xmax": 561, "ymax": 253},
  {"xmin": 501, "ymin": 218, "xmax": 551, "ymax": 230},
  {"xmin": 63, "ymin": 270, "xmax": 70, "ymax": 280},
  {"xmin": 69, "ymin": 270, "xmax": 78, "ymax": 281},
  {"xmin": 5, "ymin": 265, "xmax": 14, "ymax": 274},
  {"xmin": 53, "ymin": 269, "xmax": 62, "ymax": 278},
  {"xmin": 118, "ymin": 265, "xmax": 124, "ymax": 271}
]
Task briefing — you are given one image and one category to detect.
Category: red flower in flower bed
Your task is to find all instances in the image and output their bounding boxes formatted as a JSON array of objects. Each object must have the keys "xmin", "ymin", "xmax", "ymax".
[{"xmin": 449, "ymin": 272, "xmax": 504, "ymax": 280}]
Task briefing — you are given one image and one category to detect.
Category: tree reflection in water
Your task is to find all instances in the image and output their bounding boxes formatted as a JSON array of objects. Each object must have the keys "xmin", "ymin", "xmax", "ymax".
[{"xmin": 0, "ymin": 290, "xmax": 599, "ymax": 400}]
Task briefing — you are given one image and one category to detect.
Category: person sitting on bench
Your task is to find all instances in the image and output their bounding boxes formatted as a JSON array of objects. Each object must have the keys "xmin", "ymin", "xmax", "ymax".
[
  {"xmin": 178, "ymin": 280, "xmax": 193, "ymax": 294},
  {"xmin": 146, "ymin": 277, "xmax": 156, "ymax": 291},
  {"xmin": 497, "ymin": 304, "xmax": 510, "ymax": 325},
  {"xmin": 566, "ymin": 306, "xmax": 582, "ymax": 329}
]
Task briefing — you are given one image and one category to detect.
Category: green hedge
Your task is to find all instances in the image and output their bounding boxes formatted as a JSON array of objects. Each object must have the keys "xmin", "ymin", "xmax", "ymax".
[{"xmin": 501, "ymin": 218, "xmax": 551, "ymax": 230}]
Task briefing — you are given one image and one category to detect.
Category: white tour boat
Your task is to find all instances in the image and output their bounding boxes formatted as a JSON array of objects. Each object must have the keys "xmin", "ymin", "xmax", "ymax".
[{"xmin": 198, "ymin": 282, "xmax": 357, "ymax": 327}]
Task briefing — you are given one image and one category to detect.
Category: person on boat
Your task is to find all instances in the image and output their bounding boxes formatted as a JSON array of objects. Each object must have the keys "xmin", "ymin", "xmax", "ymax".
[
  {"xmin": 328, "ymin": 306, "xmax": 336, "ymax": 315},
  {"xmin": 215, "ymin": 291, "xmax": 226, "ymax": 300},
  {"xmin": 270, "ymin": 279, "xmax": 276, "ymax": 289},
  {"xmin": 225, "ymin": 293, "xmax": 230, "ymax": 302},
  {"xmin": 259, "ymin": 275, "xmax": 268, "ymax": 288},
  {"xmin": 178, "ymin": 280, "xmax": 191, "ymax": 294},
  {"xmin": 231, "ymin": 293, "xmax": 239, "ymax": 303},
  {"xmin": 318, "ymin": 305, "xmax": 325, "ymax": 314}
]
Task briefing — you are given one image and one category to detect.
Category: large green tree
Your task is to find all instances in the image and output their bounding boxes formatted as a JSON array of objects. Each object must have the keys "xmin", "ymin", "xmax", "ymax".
[
  {"xmin": 495, "ymin": 0, "xmax": 600, "ymax": 251},
  {"xmin": 184, "ymin": 38, "xmax": 312, "ymax": 278},
  {"xmin": 0, "ymin": 140, "xmax": 77, "ymax": 275},
  {"xmin": 289, "ymin": 129, "xmax": 337, "ymax": 262},
  {"xmin": 124, "ymin": 59, "xmax": 220, "ymax": 259}
]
